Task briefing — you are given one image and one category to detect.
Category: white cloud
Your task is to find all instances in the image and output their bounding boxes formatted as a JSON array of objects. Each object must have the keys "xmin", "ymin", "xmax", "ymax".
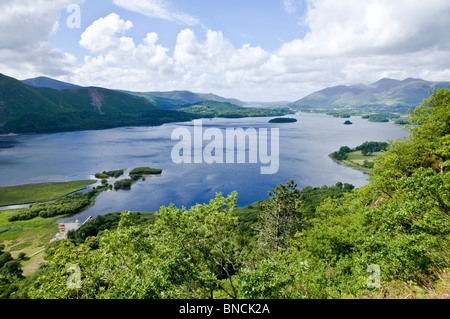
[
  {"xmin": 73, "ymin": 0, "xmax": 450, "ymax": 101},
  {"xmin": 73, "ymin": 13, "xmax": 176, "ymax": 90},
  {"xmin": 174, "ymin": 29, "xmax": 235, "ymax": 72},
  {"xmin": 248, "ymin": 0, "xmax": 450, "ymax": 99},
  {"xmin": 0, "ymin": 0, "xmax": 80, "ymax": 78},
  {"xmin": 79, "ymin": 13, "xmax": 174, "ymax": 72},
  {"xmin": 79, "ymin": 13, "xmax": 134, "ymax": 55},
  {"xmin": 2, "ymin": 0, "xmax": 450, "ymax": 101},
  {"xmin": 297, "ymin": 0, "xmax": 450, "ymax": 56},
  {"xmin": 282, "ymin": 0, "xmax": 299, "ymax": 13},
  {"xmin": 112, "ymin": 0, "xmax": 199, "ymax": 26},
  {"xmin": 170, "ymin": 0, "xmax": 450, "ymax": 100}
]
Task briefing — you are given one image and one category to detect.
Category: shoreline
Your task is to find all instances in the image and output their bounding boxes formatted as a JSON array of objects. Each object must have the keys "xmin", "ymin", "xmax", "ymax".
[{"xmin": 328, "ymin": 153, "xmax": 370, "ymax": 175}]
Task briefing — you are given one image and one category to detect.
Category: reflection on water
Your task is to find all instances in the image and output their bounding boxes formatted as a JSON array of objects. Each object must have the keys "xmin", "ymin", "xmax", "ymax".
[{"xmin": 0, "ymin": 113, "xmax": 408, "ymax": 222}]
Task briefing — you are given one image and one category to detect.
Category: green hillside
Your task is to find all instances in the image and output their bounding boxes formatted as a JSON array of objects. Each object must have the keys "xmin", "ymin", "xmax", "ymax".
[
  {"xmin": 21, "ymin": 76, "xmax": 83, "ymax": 90},
  {"xmin": 0, "ymin": 73, "xmax": 192, "ymax": 133},
  {"xmin": 2, "ymin": 74, "xmax": 292, "ymax": 134},
  {"xmin": 133, "ymin": 90, "xmax": 245, "ymax": 107},
  {"xmin": 0, "ymin": 74, "xmax": 60, "ymax": 124}
]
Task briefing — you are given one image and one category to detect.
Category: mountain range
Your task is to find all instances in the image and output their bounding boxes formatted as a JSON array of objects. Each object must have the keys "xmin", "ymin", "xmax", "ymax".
[
  {"xmin": 0, "ymin": 74, "xmax": 288, "ymax": 134},
  {"xmin": 289, "ymin": 78, "xmax": 450, "ymax": 113},
  {"xmin": 21, "ymin": 76, "xmax": 83, "ymax": 90},
  {"xmin": 21, "ymin": 76, "xmax": 245, "ymax": 109},
  {"xmin": 1, "ymin": 73, "xmax": 448, "ymax": 134}
]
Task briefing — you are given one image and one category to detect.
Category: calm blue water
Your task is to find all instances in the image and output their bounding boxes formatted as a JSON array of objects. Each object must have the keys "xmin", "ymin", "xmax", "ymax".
[{"xmin": 0, "ymin": 113, "xmax": 407, "ymax": 222}]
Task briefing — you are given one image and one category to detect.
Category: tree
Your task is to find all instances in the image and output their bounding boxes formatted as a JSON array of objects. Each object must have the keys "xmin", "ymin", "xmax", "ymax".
[
  {"xmin": 0, "ymin": 261, "xmax": 23, "ymax": 279},
  {"xmin": 150, "ymin": 192, "xmax": 241, "ymax": 299},
  {"xmin": 29, "ymin": 193, "xmax": 242, "ymax": 299},
  {"xmin": 407, "ymin": 88, "xmax": 450, "ymax": 173},
  {"xmin": 257, "ymin": 180, "xmax": 303, "ymax": 254},
  {"xmin": 371, "ymin": 88, "xmax": 450, "ymax": 195},
  {"xmin": 0, "ymin": 252, "xmax": 13, "ymax": 269}
]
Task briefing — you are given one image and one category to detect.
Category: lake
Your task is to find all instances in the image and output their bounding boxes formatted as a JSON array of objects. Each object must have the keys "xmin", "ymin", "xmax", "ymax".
[{"xmin": 0, "ymin": 113, "xmax": 407, "ymax": 222}]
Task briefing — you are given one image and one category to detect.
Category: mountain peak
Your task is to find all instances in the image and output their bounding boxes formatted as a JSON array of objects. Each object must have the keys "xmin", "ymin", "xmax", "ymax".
[
  {"xmin": 372, "ymin": 78, "xmax": 401, "ymax": 85},
  {"xmin": 402, "ymin": 77, "xmax": 424, "ymax": 83},
  {"xmin": 21, "ymin": 76, "xmax": 82, "ymax": 90}
]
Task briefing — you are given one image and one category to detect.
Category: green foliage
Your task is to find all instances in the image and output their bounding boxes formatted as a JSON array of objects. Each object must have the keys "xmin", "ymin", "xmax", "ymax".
[
  {"xmin": 7, "ymin": 187, "xmax": 106, "ymax": 222},
  {"xmin": 180, "ymin": 100, "xmax": 293, "ymax": 119},
  {"xmin": 28, "ymin": 193, "xmax": 241, "ymax": 299},
  {"xmin": 332, "ymin": 146, "xmax": 351, "ymax": 160},
  {"xmin": 355, "ymin": 141, "xmax": 388, "ymax": 155},
  {"xmin": 269, "ymin": 118, "xmax": 297, "ymax": 123},
  {"xmin": 362, "ymin": 113, "xmax": 400, "ymax": 122},
  {"xmin": 0, "ymin": 245, "xmax": 25, "ymax": 298},
  {"xmin": 113, "ymin": 179, "xmax": 134, "ymax": 190},
  {"xmin": 129, "ymin": 167, "xmax": 162, "ymax": 180},
  {"xmin": 363, "ymin": 160, "xmax": 374, "ymax": 169},
  {"xmin": 1, "ymin": 110, "xmax": 194, "ymax": 134},
  {"xmin": 11, "ymin": 88, "xmax": 450, "ymax": 300},
  {"xmin": 326, "ymin": 111, "xmax": 355, "ymax": 118},
  {"xmin": 256, "ymin": 180, "xmax": 303, "ymax": 253},
  {"xmin": 333, "ymin": 142, "xmax": 388, "ymax": 161},
  {"xmin": 407, "ymin": 88, "xmax": 450, "ymax": 172},
  {"xmin": 371, "ymin": 88, "xmax": 450, "ymax": 193},
  {"xmin": 394, "ymin": 118, "xmax": 409, "ymax": 125},
  {"xmin": 67, "ymin": 212, "xmax": 156, "ymax": 244},
  {"xmin": 95, "ymin": 169, "xmax": 125, "ymax": 179},
  {"xmin": 0, "ymin": 74, "xmax": 196, "ymax": 134}
]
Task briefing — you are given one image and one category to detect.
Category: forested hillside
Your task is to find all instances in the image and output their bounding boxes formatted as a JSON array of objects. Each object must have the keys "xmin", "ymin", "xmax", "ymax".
[
  {"xmin": 1, "ymin": 73, "xmax": 291, "ymax": 134},
  {"xmin": 1, "ymin": 89, "xmax": 448, "ymax": 299},
  {"xmin": 0, "ymin": 73, "xmax": 192, "ymax": 134}
]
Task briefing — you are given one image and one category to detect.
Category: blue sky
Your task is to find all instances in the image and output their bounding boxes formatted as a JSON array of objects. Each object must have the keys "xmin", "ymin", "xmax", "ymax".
[
  {"xmin": 51, "ymin": 0, "xmax": 308, "ymax": 62},
  {"xmin": 1, "ymin": 0, "xmax": 450, "ymax": 101}
]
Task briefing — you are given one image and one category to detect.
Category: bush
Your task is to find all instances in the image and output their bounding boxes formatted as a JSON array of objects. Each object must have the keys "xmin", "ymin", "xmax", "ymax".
[
  {"xmin": 8, "ymin": 189, "xmax": 101, "ymax": 221},
  {"xmin": 114, "ymin": 179, "xmax": 134, "ymax": 190}
]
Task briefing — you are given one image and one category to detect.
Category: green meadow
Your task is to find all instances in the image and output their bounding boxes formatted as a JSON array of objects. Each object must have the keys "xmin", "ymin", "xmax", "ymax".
[{"xmin": 0, "ymin": 180, "xmax": 96, "ymax": 206}]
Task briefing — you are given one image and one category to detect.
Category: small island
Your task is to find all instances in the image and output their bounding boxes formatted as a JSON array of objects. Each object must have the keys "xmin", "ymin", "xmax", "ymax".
[
  {"xmin": 129, "ymin": 167, "xmax": 162, "ymax": 180},
  {"xmin": 343, "ymin": 120, "xmax": 353, "ymax": 125},
  {"xmin": 95, "ymin": 169, "xmax": 126, "ymax": 179},
  {"xmin": 113, "ymin": 167, "xmax": 163, "ymax": 190},
  {"xmin": 269, "ymin": 117, "xmax": 298, "ymax": 123}
]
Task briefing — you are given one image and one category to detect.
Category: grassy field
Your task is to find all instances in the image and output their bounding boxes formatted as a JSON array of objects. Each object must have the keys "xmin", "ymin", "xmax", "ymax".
[
  {"xmin": 0, "ymin": 180, "xmax": 97, "ymax": 206},
  {"xmin": 0, "ymin": 208, "xmax": 60, "ymax": 275},
  {"xmin": 0, "ymin": 179, "xmax": 98, "ymax": 275},
  {"xmin": 337, "ymin": 150, "xmax": 383, "ymax": 172}
]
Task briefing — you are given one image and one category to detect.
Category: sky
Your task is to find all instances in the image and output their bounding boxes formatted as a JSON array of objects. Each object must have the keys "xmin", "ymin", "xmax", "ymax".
[{"xmin": 1, "ymin": 0, "xmax": 450, "ymax": 102}]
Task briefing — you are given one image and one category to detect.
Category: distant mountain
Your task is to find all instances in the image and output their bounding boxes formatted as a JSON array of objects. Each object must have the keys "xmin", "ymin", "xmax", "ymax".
[
  {"xmin": 0, "ymin": 73, "xmax": 191, "ymax": 134},
  {"xmin": 290, "ymin": 78, "xmax": 450, "ymax": 112},
  {"xmin": 132, "ymin": 90, "xmax": 246, "ymax": 108},
  {"xmin": 21, "ymin": 76, "xmax": 83, "ymax": 90},
  {"xmin": 22, "ymin": 77, "xmax": 247, "ymax": 109},
  {"xmin": 0, "ymin": 73, "xmax": 288, "ymax": 134}
]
